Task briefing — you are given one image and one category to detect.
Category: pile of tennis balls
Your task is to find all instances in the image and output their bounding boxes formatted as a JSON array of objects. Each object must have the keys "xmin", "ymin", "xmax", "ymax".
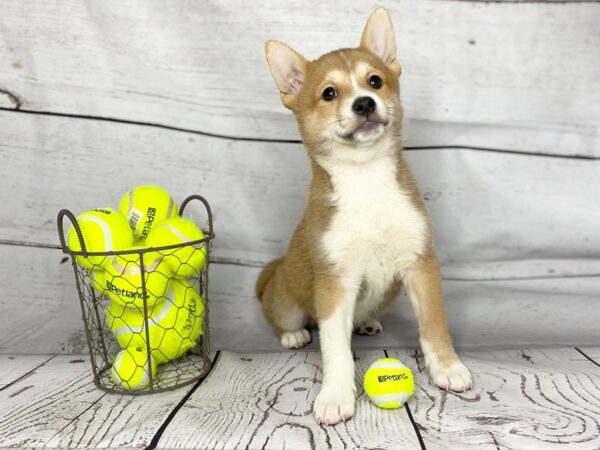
[{"xmin": 67, "ymin": 185, "xmax": 207, "ymax": 391}]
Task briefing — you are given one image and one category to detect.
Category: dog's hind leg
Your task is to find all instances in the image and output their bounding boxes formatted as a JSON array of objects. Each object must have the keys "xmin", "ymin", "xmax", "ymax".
[
  {"xmin": 353, "ymin": 277, "xmax": 401, "ymax": 336},
  {"xmin": 260, "ymin": 267, "xmax": 312, "ymax": 349}
]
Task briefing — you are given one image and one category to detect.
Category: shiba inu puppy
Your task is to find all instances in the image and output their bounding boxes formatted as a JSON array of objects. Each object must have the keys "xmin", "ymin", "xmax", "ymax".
[{"xmin": 258, "ymin": 8, "xmax": 472, "ymax": 425}]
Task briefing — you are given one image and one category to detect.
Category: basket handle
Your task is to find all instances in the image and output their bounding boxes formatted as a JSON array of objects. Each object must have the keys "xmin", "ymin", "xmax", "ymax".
[
  {"xmin": 179, "ymin": 194, "xmax": 214, "ymax": 235},
  {"xmin": 57, "ymin": 209, "xmax": 88, "ymax": 255}
]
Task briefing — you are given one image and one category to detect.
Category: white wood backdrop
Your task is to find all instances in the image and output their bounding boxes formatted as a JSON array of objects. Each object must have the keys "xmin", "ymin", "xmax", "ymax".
[{"xmin": 0, "ymin": 0, "xmax": 599, "ymax": 353}]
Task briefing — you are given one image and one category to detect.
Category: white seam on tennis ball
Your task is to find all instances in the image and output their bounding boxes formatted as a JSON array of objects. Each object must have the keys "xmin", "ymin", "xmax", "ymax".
[
  {"xmin": 136, "ymin": 367, "xmax": 150, "ymax": 389},
  {"xmin": 111, "ymin": 254, "xmax": 161, "ymax": 276},
  {"xmin": 114, "ymin": 350, "xmax": 151, "ymax": 390},
  {"xmin": 369, "ymin": 361, "xmax": 407, "ymax": 370},
  {"xmin": 79, "ymin": 216, "xmax": 113, "ymax": 251},
  {"xmin": 112, "ymin": 257, "xmax": 124, "ymax": 273},
  {"xmin": 113, "ymin": 350, "xmax": 124, "ymax": 368},
  {"xmin": 163, "ymin": 224, "xmax": 191, "ymax": 242},
  {"xmin": 162, "ymin": 223, "xmax": 205, "ymax": 251},
  {"xmin": 112, "ymin": 286, "xmax": 174, "ymax": 340},
  {"xmin": 111, "ymin": 257, "xmax": 141, "ymax": 276},
  {"xmin": 369, "ymin": 392, "xmax": 411, "ymax": 405},
  {"xmin": 145, "ymin": 257, "xmax": 161, "ymax": 271},
  {"xmin": 128, "ymin": 191, "xmax": 134, "ymax": 214}
]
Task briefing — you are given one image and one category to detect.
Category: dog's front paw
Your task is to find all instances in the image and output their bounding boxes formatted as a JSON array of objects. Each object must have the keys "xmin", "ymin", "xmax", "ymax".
[
  {"xmin": 429, "ymin": 359, "xmax": 472, "ymax": 392},
  {"xmin": 313, "ymin": 384, "xmax": 356, "ymax": 425}
]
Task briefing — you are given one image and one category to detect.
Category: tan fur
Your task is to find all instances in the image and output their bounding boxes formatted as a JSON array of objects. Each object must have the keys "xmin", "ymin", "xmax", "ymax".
[
  {"xmin": 402, "ymin": 254, "xmax": 457, "ymax": 367},
  {"xmin": 313, "ymin": 275, "xmax": 346, "ymax": 321},
  {"xmin": 255, "ymin": 257, "xmax": 283, "ymax": 300},
  {"xmin": 258, "ymin": 124, "xmax": 436, "ymax": 330},
  {"xmin": 260, "ymin": 9, "xmax": 471, "ymax": 411},
  {"xmin": 258, "ymin": 45, "xmax": 407, "ymax": 328},
  {"xmin": 259, "ymin": 160, "xmax": 337, "ymax": 332}
]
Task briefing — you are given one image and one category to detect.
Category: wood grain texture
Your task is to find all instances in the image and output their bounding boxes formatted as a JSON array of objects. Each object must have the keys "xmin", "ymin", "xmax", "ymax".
[
  {"xmin": 0, "ymin": 355, "xmax": 194, "ymax": 449},
  {"xmin": 0, "ymin": 355, "xmax": 54, "ymax": 389},
  {"xmin": 0, "ymin": 348, "xmax": 598, "ymax": 448},
  {"xmin": 0, "ymin": 1, "xmax": 598, "ymax": 154},
  {"xmin": 1, "ymin": 245, "xmax": 599, "ymax": 354},
  {"xmin": 388, "ymin": 347, "xmax": 600, "ymax": 450},
  {"xmin": 0, "ymin": 355, "xmax": 104, "ymax": 448},
  {"xmin": 2, "ymin": 112, "xmax": 600, "ymax": 270},
  {"xmin": 577, "ymin": 347, "xmax": 600, "ymax": 365},
  {"xmin": 155, "ymin": 350, "xmax": 419, "ymax": 450}
]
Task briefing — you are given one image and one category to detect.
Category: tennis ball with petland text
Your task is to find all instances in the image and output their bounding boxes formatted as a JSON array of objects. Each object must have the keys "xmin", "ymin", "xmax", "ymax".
[
  {"xmin": 104, "ymin": 278, "xmax": 204, "ymax": 364},
  {"xmin": 364, "ymin": 358, "xmax": 414, "ymax": 409},
  {"xmin": 96, "ymin": 245, "xmax": 173, "ymax": 309},
  {"xmin": 119, "ymin": 185, "xmax": 178, "ymax": 241}
]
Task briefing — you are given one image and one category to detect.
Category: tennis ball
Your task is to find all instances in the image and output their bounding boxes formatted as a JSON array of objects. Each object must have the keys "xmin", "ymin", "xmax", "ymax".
[
  {"xmin": 146, "ymin": 217, "xmax": 207, "ymax": 278},
  {"xmin": 96, "ymin": 246, "xmax": 173, "ymax": 309},
  {"xmin": 363, "ymin": 358, "xmax": 414, "ymax": 409},
  {"xmin": 119, "ymin": 186, "xmax": 178, "ymax": 241},
  {"xmin": 104, "ymin": 298, "xmax": 166, "ymax": 350},
  {"xmin": 110, "ymin": 347, "xmax": 157, "ymax": 391},
  {"xmin": 104, "ymin": 278, "xmax": 204, "ymax": 364},
  {"xmin": 68, "ymin": 208, "xmax": 134, "ymax": 270}
]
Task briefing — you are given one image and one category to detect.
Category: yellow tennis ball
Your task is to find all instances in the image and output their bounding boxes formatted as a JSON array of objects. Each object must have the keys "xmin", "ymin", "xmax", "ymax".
[
  {"xmin": 119, "ymin": 185, "xmax": 178, "ymax": 241},
  {"xmin": 151, "ymin": 279, "xmax": 204, "ymax": 363},
  {"xmin": 96, "ymin": 246, "xmax": 173, "ymax": 309},
  {"xmin": 104, "ymin": 278, "xmax": 204, "ymax": 364},
  {"xmin": 363, "ymin": 358, "xmax": 414, "ymax": 409},
  {"xmin": 68, "ymin": 208, "xmax": 134, "ymax": 270},
  {"xmin": 103, "ymin": 297, "xmax": 166, "ymax": 350},
  {"xmin": 146, "ymin": 217, "xmax": 207, "ymax": 278},
  {"xmin": 110, "ymin": 347, "xmax": 157, "ymax": 391}
]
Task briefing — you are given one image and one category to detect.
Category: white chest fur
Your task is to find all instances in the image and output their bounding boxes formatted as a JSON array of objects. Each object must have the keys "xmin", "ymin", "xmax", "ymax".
[{"xmin": 319, "ymin": 151, "xmax": 427, "ymax": 310}]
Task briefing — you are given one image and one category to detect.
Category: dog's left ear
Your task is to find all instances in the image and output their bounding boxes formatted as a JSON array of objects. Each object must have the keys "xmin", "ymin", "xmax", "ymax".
[{"xmin": 360, "ymin": 8, "xmax": 401, "ymax": 77}]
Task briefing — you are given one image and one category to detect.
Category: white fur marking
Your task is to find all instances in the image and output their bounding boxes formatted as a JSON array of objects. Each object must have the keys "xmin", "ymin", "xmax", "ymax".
[
  {"xmin": 314, "ymin": 277, "xmax": 358, "ymax": 425},
  {"xmin": 421, "ymin": 340, "xmax": 473, "ymax": 392},
  {"xmin": 320, "ymin": 151, "xmax": 427, "ymax": 319},
  {"xmin": 280, "ymin": 329, "xmax": 311, "ymax": 349},
  {"xmin": 325, "ymin": 69, "xmax": 346, "ymax": 86},
  {"xmin": 348, "ymin": 73, "xmax": 386, "ymax": 119}
]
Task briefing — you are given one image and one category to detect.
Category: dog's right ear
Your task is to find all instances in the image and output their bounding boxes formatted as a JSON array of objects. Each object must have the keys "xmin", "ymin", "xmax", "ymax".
[{"xmin": 265, "ymin": 40, "xmax": 308, "ymax": 109}]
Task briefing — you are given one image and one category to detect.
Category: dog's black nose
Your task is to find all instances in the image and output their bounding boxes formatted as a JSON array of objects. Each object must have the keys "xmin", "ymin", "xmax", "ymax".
[{"xmin": 352, "ymin": 96, "xmax": 376, "ymax": 116}]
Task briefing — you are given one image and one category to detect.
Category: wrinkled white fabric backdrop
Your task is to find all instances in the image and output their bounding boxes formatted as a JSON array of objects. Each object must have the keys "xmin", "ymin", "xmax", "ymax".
[{"xmin": 0, "ymin": 0, "xmax": 598, "ymax": 353}]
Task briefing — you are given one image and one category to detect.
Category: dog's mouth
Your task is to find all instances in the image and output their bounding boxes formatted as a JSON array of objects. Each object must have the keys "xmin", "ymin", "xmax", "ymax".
[
  {"xmin": 355, "ymin": 119, "xmax": 386, "ymax": 134},
  {"xmin": 340, "ymin": 116, "xmax": 389, "ymax": 141}
]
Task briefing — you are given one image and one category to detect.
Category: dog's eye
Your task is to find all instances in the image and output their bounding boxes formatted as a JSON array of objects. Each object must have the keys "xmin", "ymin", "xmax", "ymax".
[
  {"xmin": 322, "ymin": 87, "xmax": 337, "ymax": 101},
  {"xmin": 369, "ymin": 75, "xmax": 382, "ymax": 89}
]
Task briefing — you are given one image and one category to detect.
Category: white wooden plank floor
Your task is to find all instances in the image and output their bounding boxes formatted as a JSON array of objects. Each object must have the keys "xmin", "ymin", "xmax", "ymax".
[
  {"xmin": 0, "ymin": 354, "xmax": 53, "ymax": 389},
  {"xmin": 1, "ymin": 348, "xmax": 598, "ymax": 450},
  {"xmin": 388, "ymin": 348, "xmax": 600, "ymax": 450},
  {"xmin": 156, "ymin": 350, "xmax": 419, "ymax": 449},
  {"xmin": 0, "ymin": 355, "xmax": 197, "ymax": 449}
]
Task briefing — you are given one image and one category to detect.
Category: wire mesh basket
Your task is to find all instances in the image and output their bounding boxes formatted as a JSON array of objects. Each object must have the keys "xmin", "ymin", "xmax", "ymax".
[{"xmin": 57, "ymin": 194, "xmax": 214, "ymax": 394}]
